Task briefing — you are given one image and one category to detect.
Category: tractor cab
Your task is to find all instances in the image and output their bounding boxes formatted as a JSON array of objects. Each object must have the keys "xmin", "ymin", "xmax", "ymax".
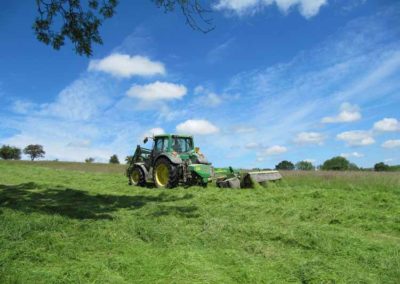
[
  {"xmin": 150, "ymin": 134, "xmax": 194, "ymax": 154},
  {"xmin": 146, "ymin": 135, "xmax": 198, "ymax": 163}
]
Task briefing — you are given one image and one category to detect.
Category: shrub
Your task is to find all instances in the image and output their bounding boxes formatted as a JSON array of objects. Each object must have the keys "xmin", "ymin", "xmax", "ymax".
[
  {"xmin": 0, "ymin": 145, "xmax": 21, "ymax": 160},
  {"xmin": 389, "ymin": 165, "xmax": 400, "ymax": 171},
  {"xmin": 321, "ymin": 156, "xmax": 350, "ymax": 171},
  {"xmin": 295, "ymin": 161, "xmax": 315, "ymax": 171},
  {"xmin": 275, "ymin": 160, "xmax": 295, "ymax": 170},
  {"xmin": 374, "ymin": 162, "xmax": 390, "ymax": 172},
  {"xmin": 349, "ymin": 162, "xmax": 360, "ymax": 171},
  {"xmin": 109, "ymin": 154, "xmax": 120, "ymax": 164}
]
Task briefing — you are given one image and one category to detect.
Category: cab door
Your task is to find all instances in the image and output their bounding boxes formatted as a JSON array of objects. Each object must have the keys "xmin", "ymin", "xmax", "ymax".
[{"xmin": 151, "ymin": 137, "xmax": 168, "ymax": 165}]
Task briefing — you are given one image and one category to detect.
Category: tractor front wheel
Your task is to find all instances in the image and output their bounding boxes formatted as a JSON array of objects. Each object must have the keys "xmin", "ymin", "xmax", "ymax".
[
  {"xmin": 129, "ymin": 166, "xmax": 146, "ymax": 187},
  {"xmin": 153, "ymin": 158, "xmax": 179, "ymax": 188}
]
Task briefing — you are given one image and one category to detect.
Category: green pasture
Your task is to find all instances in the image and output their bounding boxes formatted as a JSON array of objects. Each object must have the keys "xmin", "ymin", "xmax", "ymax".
[{"xmin": 0, "ymin": 161, "xmax": 399, "ymax": 283}]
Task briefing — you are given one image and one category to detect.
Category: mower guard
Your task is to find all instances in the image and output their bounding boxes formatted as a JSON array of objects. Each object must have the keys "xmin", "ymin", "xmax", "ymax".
[
  {"xmin": 245, "ymin": 170, "xmax": 282, "ymax": 182},
  {"xmin": 216, "ymin": 169, "xmax": 282, "ymax": 188}
]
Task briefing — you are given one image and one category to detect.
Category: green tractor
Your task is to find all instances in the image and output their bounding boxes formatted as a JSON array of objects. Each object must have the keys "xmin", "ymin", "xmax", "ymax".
[
  {"xmin": 126, "ymin": 134, "xmax": 213, "ymax": 188},
  {"xmin": 126, "ymin": 133, "xmax": 282, "ymax": 189}
]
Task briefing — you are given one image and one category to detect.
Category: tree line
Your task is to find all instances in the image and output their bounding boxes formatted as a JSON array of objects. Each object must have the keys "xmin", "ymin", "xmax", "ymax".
[
  {"xmin": 0, "ymin": 143, "xmax": 124, "ymax": 164},
  {"xmin": 274, "ymin": 156, "xmax": 399, "ymax": 172},
  {"xmin": 86, "ymin": 155, "xmax": 130, "ymax": 164}
]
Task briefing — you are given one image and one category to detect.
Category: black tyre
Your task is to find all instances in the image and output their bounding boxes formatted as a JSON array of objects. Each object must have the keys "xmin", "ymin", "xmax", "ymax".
[
  {"xmin": 129, "ymin": 166, "xmax": 146, "ymax": 186},
  {"xmin": 153, "ymin": 157, "xmax": 179, "ymax": 188}
]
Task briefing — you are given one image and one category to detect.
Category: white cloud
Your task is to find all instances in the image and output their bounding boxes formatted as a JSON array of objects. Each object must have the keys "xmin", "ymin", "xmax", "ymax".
[
  {"xmin": 321, "ymin": 102, "xmax": 361, "ymax": 123},
  {"xmin": 11, "ymin": 100, "xmax": 36, "ymax": 114},
  {"xmin": 382, "ymin": 139, "xmax": 400, "ymax": 149},
  {"xmin": 342, "ymin": 0, "xmax": 367, "ymax": 12},
  {"xmin": 207, "ymin": 38, "xmax": 235, "ymax": 63},
  {"xmin": 202, "ymin": 92, "xmax": 222, "ymax": 107},
  {"xmin": 158, "ymin": 105, "xmax": 188, "ymax": 122},
  {"xmin": 88, "ymin": 53, "xmax": 165, "ymax": 78},
  {"xmin": 373, "ymin": 118, "xmax": 400, "ymax": 132},
  {"xmin": 213, "ymin": 0, "xmax": 328, "ymax": 18},
  {"xmin": 256, "ymin": 157, "xmax": 265, "ymax": 162},
  {"xmin": 340, "ymin": 151, "xmax": 364, "ymax": 158},
  {"xmin": 142, "ymin": 127, "xmax": 165, "ymax": 138},
  {"xmin": 233, "ymin": 126, "xmax": 257, "ymax": 133},
  {"xmin": 66, "ymin": 139, "xmax": 91, "ymax": 148},
  {"xmin": 336, "ymin": 130, "xmax": 375, "ymax": 146},
  {"xmin": 294, "ymin": 131, "xmax": 325, "ymax": 145},
  {"xmin": 126, "ymin": 81, "xmax": 187, "ymax": 101},
  {"xmin": 245, "ymin": 142, "xmax": 261, "ymax": 149},
  {"xmin": 41, "ymin": 76, "xmax": 112, "ymax": 121},
  {"xmin": 194, "ymin": 85, "xmax": 222, "ymax": 107},
  {"xmin": 176, "ymin": 119, "xmax": 219, "ymax": 135},
  {"xmin": 263, "ymin": 145, "xmax": 288, "ymax": 155},
  {"xmin": 304, "ymin": 158, "xmax": 316, "ymax": 163},
  {"xmin": 255, "ymin": 145, "xmax": 288, "ymax": 162},
  {"xmin": 194, "ymin": 85, "xmax": 205, "ymax": 94}
]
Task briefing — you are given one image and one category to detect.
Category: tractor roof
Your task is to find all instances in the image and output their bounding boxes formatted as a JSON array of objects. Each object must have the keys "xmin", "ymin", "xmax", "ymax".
[{"xmin": 154, "ymin": 134, "xmax": 193, "ymax": 139}]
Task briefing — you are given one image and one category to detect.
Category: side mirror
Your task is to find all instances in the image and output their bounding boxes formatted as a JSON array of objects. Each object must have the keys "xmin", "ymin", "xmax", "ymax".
[{"xmin": 143, "ymin": 137, "xmax": 148, "ymax": 144}]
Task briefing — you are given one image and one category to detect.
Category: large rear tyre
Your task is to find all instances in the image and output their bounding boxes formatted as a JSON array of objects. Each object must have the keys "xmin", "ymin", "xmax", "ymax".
[
  {"xmin": 153, "ymin": 157, "xmax": 179, "ymax": 188},
  {"xmin": 129, "ymin": 166, "xmax": 146, "ymax": 187}
]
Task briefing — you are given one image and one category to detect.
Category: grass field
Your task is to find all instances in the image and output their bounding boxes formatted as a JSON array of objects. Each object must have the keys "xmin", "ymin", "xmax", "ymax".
[{"xmin": 0, "ymin": 160, "xmax": 399, "ymax": 283}]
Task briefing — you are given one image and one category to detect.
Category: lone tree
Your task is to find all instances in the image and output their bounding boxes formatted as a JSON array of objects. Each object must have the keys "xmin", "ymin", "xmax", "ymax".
[
  {"xmin": 0, "ymin": 145, "xmax": 21, "ymax": 160},
  {"xmin": 321, "ymin": 156, "xmax": 350, "ymax": 171},
  {"xmin": 109, "ymin": 154, "xmax": 120, "ymax": 164},
  {"xmin": 295, "ymin": 161, "xmax": 315, "ymax": 171},
  {"xmin": 34, "ymin": 0, "xmax": 213, "ymax": 56},
  {"xmin": 275, "ymin": 160, "xmax": 295, "ymax": 170},
  {"xmin": 374, "ymin": 162, "xmax": 390, "ymax": 172},
  {"xmin": 23, "ymin": 144, "xmax": 45, "ymax": 161}
]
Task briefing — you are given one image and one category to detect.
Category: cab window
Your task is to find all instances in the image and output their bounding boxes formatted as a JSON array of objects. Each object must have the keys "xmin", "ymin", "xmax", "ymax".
[
  {"xmin": 154, "ymin": 138, "xmax": 163, "ymax": 151},
  {"xmin": 172, "ymin": 137, "xmax": 193, "ymax": 153},
  {"xmin": 155, "ymin": 138, "xmax": 168, "ymax": 152},
  {"xmin": 162, "ymin": 138, "xmax": 169, "ymax": 151}
]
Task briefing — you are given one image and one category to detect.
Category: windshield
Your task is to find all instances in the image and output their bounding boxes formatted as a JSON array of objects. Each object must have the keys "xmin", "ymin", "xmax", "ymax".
[{"xmin": 172, "ymin": 137, "xmax": 193, "ymax": 153}]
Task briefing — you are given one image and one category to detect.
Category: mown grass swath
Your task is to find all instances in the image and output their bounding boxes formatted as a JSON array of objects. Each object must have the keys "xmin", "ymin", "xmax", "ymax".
[{"xmin": 0, "ymin": 160, "xmax": 399, "ymax": 283}]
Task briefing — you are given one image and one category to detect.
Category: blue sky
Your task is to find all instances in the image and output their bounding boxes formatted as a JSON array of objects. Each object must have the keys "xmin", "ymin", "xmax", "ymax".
[{"xmin": 0, "ymin": 0, "xmax": 399, "ymax": 168}]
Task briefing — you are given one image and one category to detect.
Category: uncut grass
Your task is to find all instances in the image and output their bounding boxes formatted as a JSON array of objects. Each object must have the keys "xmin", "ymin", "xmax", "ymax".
[{"xmin": 0, "ymin": 161, "xmax": 399, "ymax": 283}]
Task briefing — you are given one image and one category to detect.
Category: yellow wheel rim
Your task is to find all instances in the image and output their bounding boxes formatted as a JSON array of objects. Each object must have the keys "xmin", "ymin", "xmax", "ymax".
[
  {"xmin": 131, "ymin": 170, "xmax": 140, "ymax": 184},
  {"xmin": 155, "ymin": 164, "xmax": 169, "ymax": 187}
]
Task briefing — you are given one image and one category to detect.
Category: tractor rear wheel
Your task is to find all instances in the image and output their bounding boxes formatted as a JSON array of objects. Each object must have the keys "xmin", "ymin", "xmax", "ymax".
[
  {"xmin": 129, "ymin": 166, "xmax": 146, "ymax": 187},
  {"xmin": 153, "ymin": 157, "xmax": 179, "ymax": 188}
]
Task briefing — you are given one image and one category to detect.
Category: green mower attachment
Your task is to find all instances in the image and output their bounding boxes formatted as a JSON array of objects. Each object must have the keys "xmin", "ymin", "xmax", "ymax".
[{"xmin": 215, "ymin": 167, "xmax": 282, "ymax": 189}]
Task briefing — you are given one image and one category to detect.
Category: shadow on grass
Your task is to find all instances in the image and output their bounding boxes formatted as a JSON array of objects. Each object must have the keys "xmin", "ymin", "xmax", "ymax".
[{"xmin": 0, "ymin": 182, "xmax": 197, "ymax": 220}]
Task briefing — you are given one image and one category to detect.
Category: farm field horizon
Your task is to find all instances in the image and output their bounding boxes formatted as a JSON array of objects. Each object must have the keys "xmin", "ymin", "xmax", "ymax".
[{"xmin": 1, "ymin": 160, "xmax": 399, "ymax": 283}]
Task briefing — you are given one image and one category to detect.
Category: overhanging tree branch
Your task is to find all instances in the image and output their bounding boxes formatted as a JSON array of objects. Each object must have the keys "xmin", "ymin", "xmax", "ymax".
[{"xmin": 33, "ymin": 0, "xmax": 214, "ymax": 56}]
